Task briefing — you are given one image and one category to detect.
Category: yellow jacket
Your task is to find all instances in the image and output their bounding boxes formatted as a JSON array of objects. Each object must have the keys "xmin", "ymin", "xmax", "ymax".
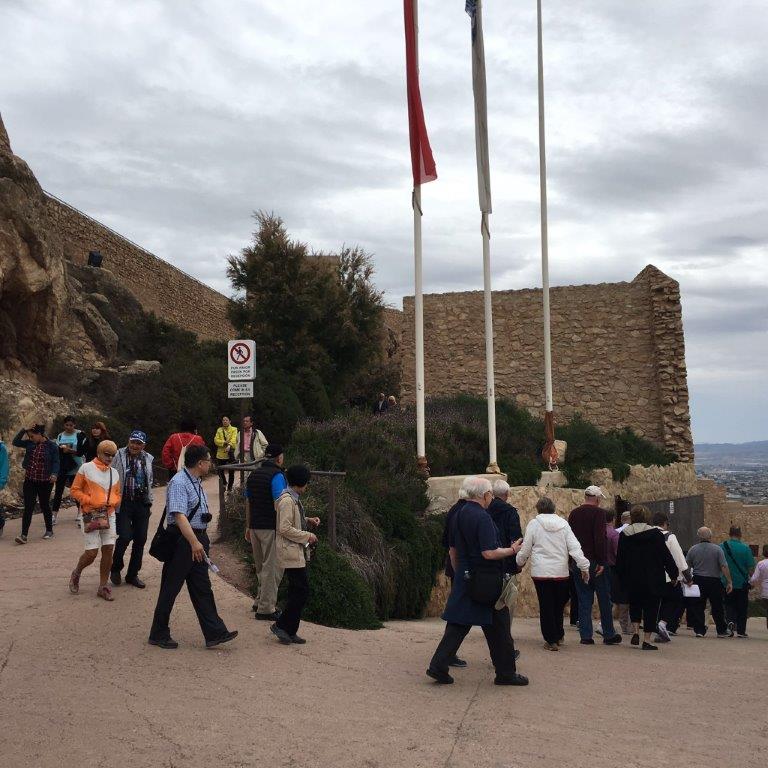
[{"xmin": 214, "ymin": 426, "xmax": 238, "ymax": 460}]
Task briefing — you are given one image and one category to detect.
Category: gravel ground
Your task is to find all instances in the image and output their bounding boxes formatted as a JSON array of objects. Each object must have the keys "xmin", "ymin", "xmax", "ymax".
[{"xmin": 0, "ymin": 478, "xmax": 766, "ymax": 768}]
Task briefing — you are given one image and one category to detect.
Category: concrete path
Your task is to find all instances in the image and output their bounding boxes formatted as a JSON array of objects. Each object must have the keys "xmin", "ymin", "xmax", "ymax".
[{"xmin": 1, "ymin": 479, "xmax": 766, "ymax": 768}]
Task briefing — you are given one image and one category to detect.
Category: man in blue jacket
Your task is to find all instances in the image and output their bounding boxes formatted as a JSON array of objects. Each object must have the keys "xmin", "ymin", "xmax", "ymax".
[
  {"xmin": 12, "ymin": 424, "xmax": 59, "ymax": 543},
  {"xmin": 0, "ymin": 437, "xmax": 9, "ymax": 535}
]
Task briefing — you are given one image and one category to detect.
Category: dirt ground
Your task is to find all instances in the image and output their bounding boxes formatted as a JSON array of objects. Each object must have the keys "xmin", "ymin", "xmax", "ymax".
[{"xmin": 1, "ymin": 478, "xmax": 766, "ymax": 768}]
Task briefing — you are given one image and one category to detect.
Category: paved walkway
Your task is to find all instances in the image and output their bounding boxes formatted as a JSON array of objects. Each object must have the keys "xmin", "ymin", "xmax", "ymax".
[{"xmin": 1, "ymin": 479, "xmax": 766, "ymax": 768}]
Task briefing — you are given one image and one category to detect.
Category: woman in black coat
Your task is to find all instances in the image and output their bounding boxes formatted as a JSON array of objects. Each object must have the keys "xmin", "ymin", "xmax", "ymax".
[{"xmin": 616, "ymin": 505, "xmax": 678, "ymax": 650}]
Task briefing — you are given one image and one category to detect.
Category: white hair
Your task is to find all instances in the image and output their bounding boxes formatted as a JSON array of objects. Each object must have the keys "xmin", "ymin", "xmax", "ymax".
[
  {"xmin": 464, "ymin": 476, "xmax": 492, "ymax": 501},
  {"xmin": 457, "ymin": 476, "xmax": 474, "ymax": 500},
  {"xmin": 697, "ymin": 526, "xmax": 712, "ymax": 541},
  {"xmin": 492, "ymin": 479, "xmax": 510, "ymax": 498}
]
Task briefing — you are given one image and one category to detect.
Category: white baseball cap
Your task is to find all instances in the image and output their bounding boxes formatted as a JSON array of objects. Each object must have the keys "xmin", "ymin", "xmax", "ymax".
[{"xmin": 584, "ymin": 485, "xmax": 606, "ymax": 498}]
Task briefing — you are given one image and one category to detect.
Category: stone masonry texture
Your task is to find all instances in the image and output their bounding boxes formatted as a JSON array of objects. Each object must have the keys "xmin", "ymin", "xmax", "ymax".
[
  {"xmin": 401, "ymin": 265, "xmax": 693, "ymax": 461},
  {"xmin": 45, "ymin": 194, "xmax": 234, "ymax": 341}
]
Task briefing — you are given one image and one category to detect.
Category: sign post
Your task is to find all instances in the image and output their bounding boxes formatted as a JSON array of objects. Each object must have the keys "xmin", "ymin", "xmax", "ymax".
[{"xmin": 227, "ymin": 339, "xmax": 256, "ymax": 490}]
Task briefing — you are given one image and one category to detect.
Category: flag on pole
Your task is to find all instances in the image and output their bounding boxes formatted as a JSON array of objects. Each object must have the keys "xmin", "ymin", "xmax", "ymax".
[
  {"xmin": 466, "ymin": 0, "xmax": 491, "ymax": 213},
  {"xmin": 404, "ymin": 0, "xmax": 437, "ymax": 186}
]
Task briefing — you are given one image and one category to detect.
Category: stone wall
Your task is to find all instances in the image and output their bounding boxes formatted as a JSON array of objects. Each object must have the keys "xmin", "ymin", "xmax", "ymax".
[
  {"xmin": 699, "ymin": 477, "xmax": 768, "ymax": 550},
  {"xmin": 401, "ymin": 265, "xmax": 693, "ymax": 461},
  {"xmin": 45, "ymin": 194, "xmax": 234, "ymax": 341}
]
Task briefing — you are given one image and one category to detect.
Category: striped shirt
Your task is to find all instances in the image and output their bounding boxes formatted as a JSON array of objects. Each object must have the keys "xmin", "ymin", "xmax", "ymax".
[{"xmin": 165, "ymin": 469, "xmax": 209, "ymax": 530}]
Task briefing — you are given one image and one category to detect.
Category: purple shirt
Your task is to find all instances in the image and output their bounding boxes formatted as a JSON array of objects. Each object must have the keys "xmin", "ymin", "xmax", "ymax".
[{"xmin": 605, "ymin": 523, "xmax": 620, "ymax": 567}]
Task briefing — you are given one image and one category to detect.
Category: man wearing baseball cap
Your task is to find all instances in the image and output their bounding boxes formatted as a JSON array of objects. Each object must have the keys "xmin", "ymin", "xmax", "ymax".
[
  {"xmin": 568, "ymin": 486, "xmax": 622, "ymax": 646},
  {"xmin": 245, "ymin": 443, "xmax": 287, "ymax": 619},
  {"xmin": 110, "ymin": 430, "xmax": 155, "ymax": 588}
]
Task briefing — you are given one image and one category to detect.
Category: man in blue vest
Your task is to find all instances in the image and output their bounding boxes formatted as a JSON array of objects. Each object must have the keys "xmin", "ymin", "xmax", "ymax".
[{"xmin": 245, "ymin": 443, "xmax": 287, "ymax": 620}]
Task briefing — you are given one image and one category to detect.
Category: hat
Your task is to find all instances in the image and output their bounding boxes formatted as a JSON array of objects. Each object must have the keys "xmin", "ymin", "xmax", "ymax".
[
  {"xmin": 129, "ymin": 430, "xmax": 147, "ymax": 444},
  {"xmin": 585, "ymin": 485, "xmax": 606, "ymax": 498},
  {"xmin": 264, "ymin": 443, "xmax": 283, "ymax": 458}
]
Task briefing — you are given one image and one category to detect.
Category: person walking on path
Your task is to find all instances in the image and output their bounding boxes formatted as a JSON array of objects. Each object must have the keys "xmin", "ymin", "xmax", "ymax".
[
  {"xmin": 51, "ymin": 415, "xmax": 86, "ymax": 525},
  {"xmin": 650, "ymin": 511, "xmax": 691, "ymax": 642},
  {"xmin": 237, "ymin": 414, "xmax": 268, "ymax": 465},
  {"xmin": 148, "ymin": 444, "xmax": 237, "ymax": 649},
  {"xmin": 686, "ymin": 526, "xmax": 733, "ymax": 638},
  {"xmin": 426, "ymin": 477, "xmax": 528, "ymax": 687},
  {"xmin": 750, "ymin": 544, "xmax": 768, "ymax": 630},
  {"xmin": 110, "ymin": 431, "xmax": 154, "ymax": 589},
  {"xmin": 487, "ymin": 480, "xmax": 523, "ymax": 575},
  {"xmin": 567, "ymin": 486, "xmax": 622, "ymax": 646},
  {"xmin": 160, "ymin": 419, "xmax": 205, "ymax": 479},
  {"xmin": 721, "ymin": 526, "xmax": 756, "ymax": 638},
  {"xmin": 615, "ymin": 505, "xmax": 679, "ymax": 651},
  {"xmin": 213, "ymin": 416, "xmax": 238, "ymax": 492},
  {"xmin": 0, "ymin": 436, "xmax": 9, "ymax": 536},
  {"xmin": 68, "ymin": 440, "xmax": 121, "ymax": 601},
  {"xmin": 516, "ymin": 497, "xmax": 590, "ymax": 650},
  {"xmin": 270, "ymin": 465, "xmax": 320, "ymax": 645},
  {"xmin": 12, "ymin": 424, "xmax": 59, "ymax": 544},
  {"xmin": 245, "ymin": 443, "xmax": 287, "ymax": 620},
  {"xmin": 83, "ymin": 422, "xmax": 110, "ymax": 462}
]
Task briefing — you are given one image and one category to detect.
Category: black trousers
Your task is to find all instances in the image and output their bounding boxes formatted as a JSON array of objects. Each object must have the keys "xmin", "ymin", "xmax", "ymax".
[
  {"xmin": 688, "ymin": 575, "xmax": 727, "ymax": 635},
  {"xmin": 725, "ymin": 586, "xmax": 750, "ymax": 635},
  {"xmin": 216, "ymin": 458, "xmax": 234, "ymax": 491},
  {"xmin": 628, "ymin": 594, "xmax": 661, "ymax": 631},
  {"xmin": 429, "ymin": 608, "xmax": 516, "ymax": 678},
  {"xmin": 51, "ymin": 473, "xmax": 75, "ymax": 512},
  {"xmin": 276, "ymin": 567, "xmax": 310, "ymax": 636},
  {"xmin": 22, "ymin": 479, "xmax": 53, "ymax": 535},
  {"xmin": 534, "ymin": 579, "xmax": 570, "ymax": 644},
  {"xmin": 112, "ymin": 498, "xmax": 151, "ymax": 579},
  {"xmin": 660, "ymin": 582, "xmax": 684, "ymax": 631},
  {"xmin": 149, "ymin": 530, "xmax": 228, "ymax": 642}
]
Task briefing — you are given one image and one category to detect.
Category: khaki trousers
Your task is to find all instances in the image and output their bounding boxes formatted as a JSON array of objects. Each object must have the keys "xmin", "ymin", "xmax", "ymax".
[{"xmin": 250, "ymin": 529, "xmax": 284, "ymax": 614}]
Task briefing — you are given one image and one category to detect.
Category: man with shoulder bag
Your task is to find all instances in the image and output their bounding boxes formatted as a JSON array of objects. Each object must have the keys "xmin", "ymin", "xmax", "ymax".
[
  {"xmin": 426, "ymin": 476, "xmax": 528, "ymax": 687},
  {"xmin": 721, "ymin": 526, "xmax": 756, "ymax": 638}
]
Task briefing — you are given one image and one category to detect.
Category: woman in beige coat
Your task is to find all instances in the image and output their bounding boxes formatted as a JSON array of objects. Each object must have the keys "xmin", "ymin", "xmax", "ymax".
[{"xmin": 270, "ymin": 465, "xmax": 320, "ymax": 645}]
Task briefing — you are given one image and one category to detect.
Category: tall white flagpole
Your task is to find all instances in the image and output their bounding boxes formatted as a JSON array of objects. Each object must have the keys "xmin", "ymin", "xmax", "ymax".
[
  {"xmin": 537, "ymin": 0, "xmax": 557, "ymax": 469},
  {"xmin": 482, "ymin": 212, "xmax": 499, "ymax": 473}
]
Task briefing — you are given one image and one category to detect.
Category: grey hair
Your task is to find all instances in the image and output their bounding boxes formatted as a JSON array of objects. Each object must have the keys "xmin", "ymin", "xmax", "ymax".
[
  {"xmin": 697, "ymin": 526, "xmax": 712, "ymax": 542},
  {"xmin": 458, "ymin": 476, "xmax": 474, "ymax": 500},
  {"xmin": 620, "ymin": 510, "xmax": 631, "ymax": 523},
  {"xmin": 464, "ymin": 476, "xmax": 493, "ymax": 500},
  {"xmin": 536, "ymin": 497, "xmax": 556, "ymax": 515},
  {"xmin": 492, "ymin": 479, "xmax": 510, "ymax": 498}
]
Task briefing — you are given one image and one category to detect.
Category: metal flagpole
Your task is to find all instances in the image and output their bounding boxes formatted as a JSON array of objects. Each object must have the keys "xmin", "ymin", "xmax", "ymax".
[
  {"xmin": 537, "ymin": 0, "xmax": 558, "ymax": 470},
  {"xmin": 482, "ymin": 212, "xmax": 499, "ymax": 473}
]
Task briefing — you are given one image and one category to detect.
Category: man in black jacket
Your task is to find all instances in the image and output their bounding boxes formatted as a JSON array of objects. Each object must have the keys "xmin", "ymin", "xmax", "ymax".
[
  {"xmin": 487, "ymin": 480, "xmax": 522, "ymax": 575},
  {"xmin": 245, "ymin": 443, "xmax": 287, "ymax": 620}
]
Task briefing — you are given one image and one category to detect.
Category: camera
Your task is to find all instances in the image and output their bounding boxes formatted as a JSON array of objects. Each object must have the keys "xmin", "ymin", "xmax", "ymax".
[{"xmin": 201, "ymin": 512, "xmax": 213, "ymax": 524}]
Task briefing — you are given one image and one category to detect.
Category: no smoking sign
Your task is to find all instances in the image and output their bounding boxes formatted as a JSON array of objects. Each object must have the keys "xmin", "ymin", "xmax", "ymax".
[{"xmin": 227, "ymin": 339, "xmax": 256, "ymax": 380}]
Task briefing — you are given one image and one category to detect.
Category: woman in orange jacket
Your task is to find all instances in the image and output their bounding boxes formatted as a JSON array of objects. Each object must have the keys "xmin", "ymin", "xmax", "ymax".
[{"xmin": 68, "ymin": 440, "xmax": 122, "ymax": 601}]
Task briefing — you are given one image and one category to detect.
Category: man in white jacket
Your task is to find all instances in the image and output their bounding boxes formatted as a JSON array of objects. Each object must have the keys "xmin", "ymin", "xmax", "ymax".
[
  {"xmin": 516, "ymin": 497, "xmax": 590, "ymax": 650},
  {"xmin": 651, "ymin": 511, "xmax": 692, "ymax": 641}
]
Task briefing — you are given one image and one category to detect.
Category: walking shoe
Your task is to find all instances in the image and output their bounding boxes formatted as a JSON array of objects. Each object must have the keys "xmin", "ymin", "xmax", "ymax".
[
  {"xmin": 15, "ymin": 534, "xmax": 28, "ymax": 545},
  {"xmin": 579, "ymin": 638, "xmax": 595, "ymax": 645},
  {"xmin": 694, "ymin": 632, "xmax": 705, "ymax": 638},
  {"xmin": 716, "ymin": 632, "xmax": 732, "ymax": 638},
  {"xmin": 653, "ymin": 634, "xmax": 670, "ymax": 644},
  {"xmin": 125, "ymin": 576, "xmax": 146, "ymax": 589},
  {"xmin": 426, "ymin": 668, "xmax": 454, "ymax": 684},
  {"xmin": 255, "ymin": 611, "xmax": 281, "ymax": 621},
  {"xmin": 630, "ymin": 633, "xmax": 640, "ymax": 646},
  {"xmin": 736, "ymin": 633, "xmax": 748, "ymax": 638},
  {"xmin": 290, "ymin": 634, "xmax": 307, "ymax": 644},
  {"xmin": 206, "ymin": 630, "xmax": 238, "ymax": 649},
  {"xmin": 543, "ymin": 642, "xmax": 559, "ymax": 651},
  {"xmin": 641, "ymin": 642, "xmax": 658, "ymax": 651},
  {"xmin": 448, "ymin": 656, "xmax": 468, "ymax": 668},
  {"xmin": 270, "ymin": 623, "xmax": 292, "ymax": 645},
  {"xmin": 603, "ymin": 634, "xmax": 622, "ymax": 645},
  {"xmin": 148, "ymin": 636, "xmax": 179, "ymax": 649},
  {"xmin": 494, "ymin": 673, "xmax": 529, "ymax": 686},
  {"xmin": 110, "ymin": 571, "xmax": 122, "ymax": 586},
  {"xmin": 42, "ymin": 531, "xmax": 54, "ymax": 540},
  {"xmin": 69, "ymin": 569, "xmax": 80, "ymax": 595},
  {"xmin": 657, "ymin": 621, "xmax": 670, "ymax": 641},
  {"xmin": 726, "ymin": 621, "xmax": 735, "ymax": 637}
]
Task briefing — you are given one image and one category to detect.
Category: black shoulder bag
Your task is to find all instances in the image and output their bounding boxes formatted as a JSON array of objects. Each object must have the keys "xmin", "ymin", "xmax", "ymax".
[
  {"xmin": 149, "ymin": 479, "xmax": 201, "ymax": 563},
  {"xmin": 456, "ymin": 508, "xmax": 504, "ymax": 607}
]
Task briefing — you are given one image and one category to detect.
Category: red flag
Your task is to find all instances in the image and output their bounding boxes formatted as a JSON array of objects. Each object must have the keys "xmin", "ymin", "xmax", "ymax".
[{"xmin": 404, "ymin": 0, "xmax": 437, "ymax": 186}]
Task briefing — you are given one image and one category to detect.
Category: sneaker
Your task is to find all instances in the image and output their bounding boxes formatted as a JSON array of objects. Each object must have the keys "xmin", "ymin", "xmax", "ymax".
[
  {"xmin": 148, "ymin": 636, "xmax": 179, "ymax": 650},
  {"xmin": 653, "ymin": 634, "xmax": 671, "ymax": 644},
  {"xmin": 579, "ymin": 638, "xmax": 595, "ymax": 645},
  {"xmin": 290, "ymin": 634, "xmax": 307, "ymax": 645},
  {"xmin": 630, "ymin": 633, "xmax": 640, "ymax": 646},
  {"xmin": 603, "ymin": 634, "xmax": 622, "ymax": 645},
  {"xmin": 42, "ymin": 531, "xmax": 54, "ymax": 540},
  {"xmin": 726, "ymin": 622, "xmax": 735, "ymax": 638},
  {"xmin": 15, "ymin": 534, "xmax": 28, "ymax": 545},
  {"xmin": 641, "ymin": 642, "xmax": 658, "ymax": 651},
  {"xmin": 543, "ymin": 642, "xmax": 559, "ymax": 651},
  {"xmin": 736, "ymin": 633, "xmax": 748, "ymax": 639},
  {"xmin": 656, "ymin": 622, "xmax": 671, "ymax": 642},
  {"xmin": 448, "ymin": 656, "xmax": 468, "ymax": 668},
  {"xmin": 716, "ymin": 632, "xmax": 732, "ymax": 639},
  {"xmin": 494, "ymin": 673, "xmax": 529, "ymax": 686},
  {"xmin": 206, "ymin": 630, "xmax": 238, "ymax": 649},
  {"xmin": 426, "ymin": 668, "xmax": 454, "ymax": 685},
  {"xmin": 270, "ymin": 623, "xmax": 292, "ymax": 645},
  {"xmin": 695, "ymin": 632, "xmax": 705, "ymax": 638}
]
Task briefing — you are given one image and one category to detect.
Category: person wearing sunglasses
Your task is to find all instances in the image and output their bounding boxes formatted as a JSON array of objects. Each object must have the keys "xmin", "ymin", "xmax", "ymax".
[{"xmin": 68, "ymin": 440, "xmax": 122, "ymax": 601}]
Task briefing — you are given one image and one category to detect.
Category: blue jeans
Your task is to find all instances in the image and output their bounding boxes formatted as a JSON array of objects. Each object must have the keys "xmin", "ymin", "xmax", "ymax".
[{"xmin": 572, "ymin": 565, "xmax": 616, "ymax": 640}]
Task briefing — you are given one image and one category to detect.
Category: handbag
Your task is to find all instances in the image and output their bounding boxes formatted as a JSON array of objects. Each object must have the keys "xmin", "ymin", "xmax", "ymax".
[
  {"xmin": 82, "ymin": 474, "xmax": 113, "ymax": 533},
  {"xmin": 456, "ymin": 508, "xmax": 504, "ymax": 607},
  {"xmin": 148, "ymin": 482, "xmax": 201, "ymax": 563}
]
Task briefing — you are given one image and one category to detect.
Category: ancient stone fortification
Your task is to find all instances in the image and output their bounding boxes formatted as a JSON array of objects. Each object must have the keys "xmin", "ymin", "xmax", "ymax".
[
  {"xmin": 698, "ymin": 477, "xmax": 768, "ymax": 550},
  {"xmin": 401, "ymin": 266, "xmax": 693, "ymax": 461},
  {"xmin": 45, "ymin": 194, "xmax": 233, "ymax": 341}
]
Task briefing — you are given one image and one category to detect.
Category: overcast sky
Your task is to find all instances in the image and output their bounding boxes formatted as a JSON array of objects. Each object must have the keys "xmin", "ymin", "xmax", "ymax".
[{"xmin": 2, "ymin": 0, "xmax": 766, "ymax": 444}]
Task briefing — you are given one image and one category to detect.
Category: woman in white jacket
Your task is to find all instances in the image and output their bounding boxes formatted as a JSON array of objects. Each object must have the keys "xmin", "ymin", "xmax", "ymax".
[{"xmin": 516, "ymin": 497, "xmax": 590, "ymax": 650}]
